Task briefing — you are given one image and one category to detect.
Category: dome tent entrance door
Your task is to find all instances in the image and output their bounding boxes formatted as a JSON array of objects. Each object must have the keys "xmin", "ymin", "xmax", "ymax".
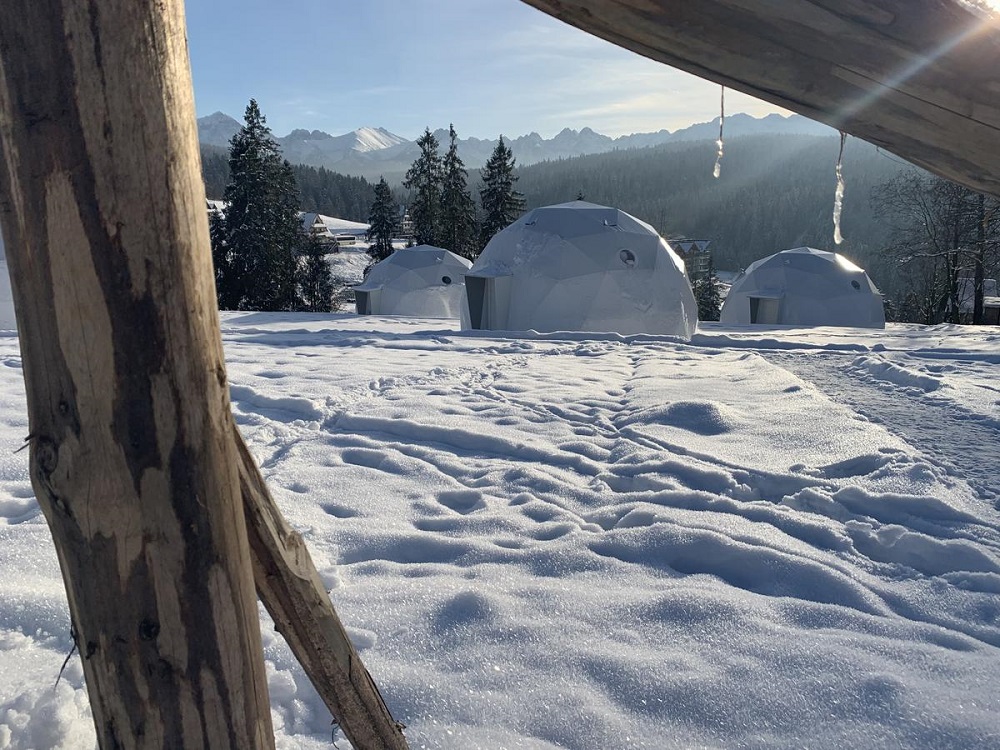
[
  {"xmin": 466, "ymin": 275, "xmax": 512, "ymax": 330},
  {"xmin": 749, "ymin": 294, "xmax": 781, "ymax": 324},
  {"xmin": 354, "ymin": 288, "xmax": 381, "ymax": 316}
]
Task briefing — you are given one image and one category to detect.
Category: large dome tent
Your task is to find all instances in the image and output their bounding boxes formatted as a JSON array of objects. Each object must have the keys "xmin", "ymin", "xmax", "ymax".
[
  {"xmin": 354, "ymin": 245, "xmax": 472, "ymax": 318},
  {"xmin": 462, "ymin": 201, "xmax": 698, "ymax": 338},
  {"xmin": 720, "ymin": 247, "xmax": 885, "ymax": 328}
]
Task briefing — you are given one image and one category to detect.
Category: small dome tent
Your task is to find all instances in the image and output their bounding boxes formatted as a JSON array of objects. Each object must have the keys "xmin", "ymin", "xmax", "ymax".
[
  {"xmin": 720, "ymin": 247, "xmax": 885, "ymax": 328},
  {"xmin": 354, "ymin": 245, "xmax": 472, "ymax": 318},
  {"xmin": 461, "ymin": 201, "xmax": 698, "ymax": 337}
]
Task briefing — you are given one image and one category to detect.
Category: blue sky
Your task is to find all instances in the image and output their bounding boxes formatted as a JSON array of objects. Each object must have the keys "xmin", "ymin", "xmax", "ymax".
[{"xmin": 184, "ymin": 0, "xmax": 787, "ymax": 140}]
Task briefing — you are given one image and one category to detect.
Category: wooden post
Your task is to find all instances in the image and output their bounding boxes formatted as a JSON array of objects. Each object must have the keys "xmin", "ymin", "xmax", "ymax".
[
  {"xmin": 237, "ymin": 433, "xmax": 409, "ymax": 749},
  {"xmin": 0, "ymin": 0, "xmax": 274, "ymax": 746},
  {"xmin": 0, "ymin": 1, "xmax": 408, "ymax": 748},
  {"xmin": 520, "ymin": 0, "xmax": 1000, "ymax": 199}
]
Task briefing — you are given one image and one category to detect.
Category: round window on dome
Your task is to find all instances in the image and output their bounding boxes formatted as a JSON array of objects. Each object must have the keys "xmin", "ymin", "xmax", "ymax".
[
  {"xmin": 619, "ymin": 249, "xmax": 636, "ymax": 268},
  {"xmin": 851, "ymin": 280, "xmax": 861, "ymax": 290},
  {"xmin": 442, "ymin": 275, "xmax": 452, "ymax": 285}
]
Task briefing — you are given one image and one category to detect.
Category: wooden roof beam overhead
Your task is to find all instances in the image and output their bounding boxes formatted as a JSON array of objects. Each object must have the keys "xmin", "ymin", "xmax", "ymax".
[{"xmin": 519, "ymin": 0, "xmax": 1000, "ymax": 197}]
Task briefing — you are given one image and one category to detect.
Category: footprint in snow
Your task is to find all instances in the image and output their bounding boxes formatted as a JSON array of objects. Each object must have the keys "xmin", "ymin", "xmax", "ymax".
[{"xmin": 435, "ymin": 489, "xmax": 486, "ymax": 514}]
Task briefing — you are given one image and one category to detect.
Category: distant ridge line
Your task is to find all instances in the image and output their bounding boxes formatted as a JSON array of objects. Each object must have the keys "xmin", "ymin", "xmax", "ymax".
[{"xmin": 197, "ymin": 111, "xmax": 834, "ymax": 179}]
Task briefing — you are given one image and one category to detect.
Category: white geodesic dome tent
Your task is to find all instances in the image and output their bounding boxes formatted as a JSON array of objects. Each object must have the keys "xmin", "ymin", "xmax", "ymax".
[
  {"xmin": 461, "ymin": 201, "xmax": 698, "ymax": 337},
  {"xmin": 720, "ymin": 247, "xmax": 885, "ymax": 328},
  {"xmin": 354, "ymin": 245, "xmax": 472, "ymax": 318}
]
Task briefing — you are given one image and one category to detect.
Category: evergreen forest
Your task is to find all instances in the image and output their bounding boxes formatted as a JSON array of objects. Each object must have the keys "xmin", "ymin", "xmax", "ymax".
[
  {"xmin": 203, "ymin": 146, "xmax": 375, "ymax": 223},
  {"xmin": 515, "ymin": 135, "xmax": 910, "ymax": 286}
]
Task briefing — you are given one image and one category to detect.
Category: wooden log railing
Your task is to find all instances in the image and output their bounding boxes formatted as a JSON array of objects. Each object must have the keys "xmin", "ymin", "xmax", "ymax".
[{"xmin": 520, "ymin": 0, "xmax": 1000, "ymax": 198}]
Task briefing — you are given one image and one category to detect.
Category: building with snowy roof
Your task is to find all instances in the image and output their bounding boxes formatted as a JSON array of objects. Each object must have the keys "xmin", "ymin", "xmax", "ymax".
[
  {"xmin": 461, "ymin": 201, "xmax": 698, "ymax": 337},
  {"xmin": 354, "ymin": 245, "xmax": 472, "ymax": 318},
  {"xmin": 720, "ymin": 247, "xmax": 885, "ymax": 328},
  {"xmin": 300, "ymin": 212, "xmax": 370, "ymax": 248}
]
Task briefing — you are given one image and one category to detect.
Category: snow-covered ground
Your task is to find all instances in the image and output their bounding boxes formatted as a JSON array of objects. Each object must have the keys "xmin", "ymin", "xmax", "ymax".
[
  {"xmin": 328, "ymin": 241, "xmax": 412, "ymax": 288},
  {"xmin": 329, "ymin": 245, "xmax": 373, "ymax": 288},
  {"xmin": 1, "ymin": 315, "xmax": 999, "ymax": 749}
]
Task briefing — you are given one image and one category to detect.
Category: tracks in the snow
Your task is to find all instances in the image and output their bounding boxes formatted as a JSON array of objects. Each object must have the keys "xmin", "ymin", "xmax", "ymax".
[{"xmin": 762, "ymin": 350, "xmax": 1000, "ymax": 509}]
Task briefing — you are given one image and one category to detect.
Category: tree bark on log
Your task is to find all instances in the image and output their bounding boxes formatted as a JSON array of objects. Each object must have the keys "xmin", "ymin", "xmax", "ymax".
[
  {"xmin": 520, "ymin": 0, "xmax": 1000, "ymax": 199},
  {"xmin": 0, "ymin": 1, "xmax": 407, "ymax": 748},
  {"xmin": 0, "ymin": 0, "xmax": 274, "ymax": 746}
]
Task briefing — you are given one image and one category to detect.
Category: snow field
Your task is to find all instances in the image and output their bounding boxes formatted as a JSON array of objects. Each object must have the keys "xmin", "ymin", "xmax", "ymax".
[{"xmin": 0, "ymin": 316, "xmax": 998, "ymax": 748}]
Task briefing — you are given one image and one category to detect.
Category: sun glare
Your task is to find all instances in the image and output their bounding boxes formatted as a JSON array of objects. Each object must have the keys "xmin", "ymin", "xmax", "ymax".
[{"xmin": 960, "ymin": 0, "xmax": 1000, "ymax": 14}]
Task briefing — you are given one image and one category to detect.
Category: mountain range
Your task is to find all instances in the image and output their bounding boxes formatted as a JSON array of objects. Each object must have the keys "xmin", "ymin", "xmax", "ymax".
[{"xmin": 197, "ymin": 111, "xmax": 834, "ymax": 180}]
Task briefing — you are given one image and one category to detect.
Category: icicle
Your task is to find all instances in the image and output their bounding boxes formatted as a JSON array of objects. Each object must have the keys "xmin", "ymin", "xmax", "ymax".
[
  {"xmin": 713, "ymin": 86, "xmax": 725, "ymax": 178},
  {"xmin": 833, "ymin": 131, "xmax": 847, "ymax": 245}
]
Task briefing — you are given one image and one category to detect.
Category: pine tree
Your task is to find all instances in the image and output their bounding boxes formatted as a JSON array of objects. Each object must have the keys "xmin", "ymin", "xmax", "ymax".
[
  {"xmin": 209, "ymin": 210, "xmax": 239, "ymax": 309},
  {"xmin": 694, "ymin": 257, "xmax": 723, "ymax": 321},
  {"xmin": 211, "ymin": 99, "xmax": 306, "ymax": 311},
  {"xmin": 440, "ymin": 124, "xmax": 478, "ymax": 260},
  {"xmin": 479, "ymin": 136, "xmax": 525, "ymax": 249},
  {"xmin": 296, "ymin": 234, "xmax": 335, "ymax": 312},
  {"xmin": 366, "ymin": 177, "xmax": 398, "ymax": 263},
  {"xmin": 402, "ymin": 128, "xmax": 443, "ymax": 246}
]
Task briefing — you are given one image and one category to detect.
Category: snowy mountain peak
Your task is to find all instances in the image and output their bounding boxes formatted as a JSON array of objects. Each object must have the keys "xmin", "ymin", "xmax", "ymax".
[
  {"xmin": 353, "ymin": 126, "xmax": 408, "ymax": 152},
  {"xmin": 281, "ymin": 126, "xmax": 407, "ymax": 152}
]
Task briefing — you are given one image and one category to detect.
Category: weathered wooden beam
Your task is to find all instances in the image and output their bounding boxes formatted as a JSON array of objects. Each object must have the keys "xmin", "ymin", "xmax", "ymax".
[
  {"xmin": 0, "ymin": 1, "xmax": 408, "ymax": 748},
  {"xmin": 0, "ymin": 1, "xmax": 274, "ymax": 746},
  {"xmin": 237, "ymin": 431, "xmax": 408, "ymax": 750},
  {"xmin": 520, "ymin": 0, "xmax": 1000, "ymax": 197}
]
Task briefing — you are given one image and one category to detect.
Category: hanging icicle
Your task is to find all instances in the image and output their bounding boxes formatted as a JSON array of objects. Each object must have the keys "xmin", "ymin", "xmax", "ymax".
[
  {"xmin": 833, "ymin": 131, "xmax": 847, "ymax": 245},
  {"xmin": 713, "ymin": 86, "xmax": 725, "ymax": 178}
]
